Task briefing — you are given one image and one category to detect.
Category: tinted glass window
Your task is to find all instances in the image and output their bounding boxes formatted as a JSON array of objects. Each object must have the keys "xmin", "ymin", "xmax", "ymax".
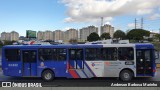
[
  {"xmin": 39, "ymin": 49, "xmax": 52, "ymax": 61},
  {"xmin": 85, "ymin": 48, "xmax": 117, "ymax": 61},
  {"xmin": 69, "ymin": 49, "xmax": 83, "ymax": 60},
  {"xmin": 69, "ymin": 49, "xmax": 76, "ymax": 60},
  {"xmin": 38, "ymin": 48, "xmax": 66, "ymax": 61},
  {"xmin": 118, "ymin": 47, "xmax": 134, "ymax": 60},
  {"xmin": 101, "ymin": 48, "xmax": 117, "ymax": 60},
  {"xmin": 145, "ymin": 50, "xmax": 151, "ymax": 61},
  {"xmin": 56, "ymin": 49, "xmax": 66, "ymax": 61},
  {"xmin": 85, "ymin": 48, "xmax": 101, "ymax": 60},
  {"xmin": 23, "ymin": 50, "xmax": 36, "ymax": 62},
  {"xmin": 5, "ymin": 49, "xmax": 20, "ymax": 61}
]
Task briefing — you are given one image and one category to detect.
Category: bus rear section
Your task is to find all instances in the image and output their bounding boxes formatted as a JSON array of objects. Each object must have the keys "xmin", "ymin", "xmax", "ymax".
[
  {"xmin": 39, "ymin": 44, "xmax": 157, "ymax": 81},
  {"xmin": 136, "ymin": 44, "xmax": 156, "ymax": 77}
]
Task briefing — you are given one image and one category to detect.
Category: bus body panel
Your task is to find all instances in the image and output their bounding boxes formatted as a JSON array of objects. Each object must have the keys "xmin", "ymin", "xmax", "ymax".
[
  {"xmin": 37, "ymin": 61, "xmax": 67, "ymax": 77},
  {"xmin": 2, "ymin": 47, "xmax": 22, "ymax": 77},
  {"xmin": 85, "ymin": 61, "xmax": 136, "ymax": 77},
  {"xmin": 2, "ymin": 43, "xmax": 156, "ymax": 79},
  {"xmin": 3, "ymin": 62, "xmax": 22, "ymax": 77}
]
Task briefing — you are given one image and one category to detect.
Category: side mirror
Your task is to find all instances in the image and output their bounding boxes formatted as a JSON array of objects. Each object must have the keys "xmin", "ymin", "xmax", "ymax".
[{"xmin": 155, "ymin": 50, "xmax": 159, "ymax": 59}]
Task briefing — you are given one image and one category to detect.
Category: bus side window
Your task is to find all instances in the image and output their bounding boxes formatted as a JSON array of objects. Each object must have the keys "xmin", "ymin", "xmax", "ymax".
[
  {"xmin": 38, "ymin": 49, "xmax": 52, "ymax": 61},
  {"xmin": 101, "ymin": 48, "xmax": 117, "ymax": 61},
  {"xmin": 31, "ymin": 51, "xmax": 36, "ymax": 62},
  {"xmin": 145, "ymin": 50, "xmax": 151, "ymax": 61},
  {"xmin": 112, "ymin": 48, "xmax": 117, "ymax": 60},
  {"xmin": 57, "ymin": 49, "xmax": 66, "ymax": 61},
  {"xmin": 77, "ymin": 49, "xmax": 83, "ymax": 60},
  {"xmin": 118, "ymin": 47, "xmax": 134, "ymax": 60},
  {"xmin": 85, "ymin": 48, "xmax": 97, "ymax": 60},
  {"xmin": 69, "ymin": 50, "xmax": 75, "ymax": 60},
  {"xmin": 5, "ymin": 49, "xmax": 20, "ymax": 61},
  {"xmin": 52, "ymin": 49, "xmax": 57, "ymax": 60}
]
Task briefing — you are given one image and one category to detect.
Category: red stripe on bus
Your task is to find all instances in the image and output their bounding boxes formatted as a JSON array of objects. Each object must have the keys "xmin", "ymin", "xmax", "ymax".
[
  {"xmin": 68, "ymin": 65, "xmax": 79, "ymax": 78},
  {"xmin": 153, "ymin": 69, "xmax": 156, "ymax": 72}
]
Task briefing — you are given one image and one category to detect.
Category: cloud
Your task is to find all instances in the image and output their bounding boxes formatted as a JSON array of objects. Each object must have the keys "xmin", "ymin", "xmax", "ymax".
[
  {"xmin": 62, "ymin": 27, "xmax": 72, "ymax": 31},
  {"xmin": 127, "ymin": 23, "xmax": 135, "ymax": 28},
  {"xmin": 149, "ymin": 13, "xmax": 160, "ymax": 20},
  {"xmin": 60, "ymin": 0, "xmax": 160, "ymax": 23}
]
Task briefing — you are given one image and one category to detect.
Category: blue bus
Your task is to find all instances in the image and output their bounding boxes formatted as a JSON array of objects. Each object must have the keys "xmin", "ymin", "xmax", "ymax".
[{"xmin": 1, "ymin": 43, "xmax": 158, "ymax": 81}]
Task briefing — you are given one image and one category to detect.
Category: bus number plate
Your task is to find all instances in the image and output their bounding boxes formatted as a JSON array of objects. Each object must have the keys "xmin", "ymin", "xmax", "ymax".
[{"xmin": 125, "ymin": 61, "xmax": 134, "ymax": 65}]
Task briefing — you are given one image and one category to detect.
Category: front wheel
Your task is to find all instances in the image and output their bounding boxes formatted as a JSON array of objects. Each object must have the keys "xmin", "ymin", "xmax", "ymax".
[
  {"xmin": 120, "ymin": 70, "xmax": 133, "ymax": 81},
  {"xmin": 42, "ymin": 70, "xmax": 54, "ymax": 81}
]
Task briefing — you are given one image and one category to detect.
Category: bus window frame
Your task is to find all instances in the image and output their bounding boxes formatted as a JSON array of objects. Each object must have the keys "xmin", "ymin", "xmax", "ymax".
[
  {"xmin": 85, "ymin": 47, "xmax": 118, "ymax": 61},
  {"xmin": 100, "ymin": 47, "xmax": 118, "ymax": 61},
  {"xmin": 85, "ymin": 48, "xmax": 100, "ymax": 61},
  {"xmin": 38, "ymin": 48, "xmax": 67, "ymax": 61},
  {"xmin": 118, "ymin": 47, "xmax": 134, "ymax": 61},
  {"xmin": 5, "ymin": 48, "xmax": 21, "ymax": 62}
]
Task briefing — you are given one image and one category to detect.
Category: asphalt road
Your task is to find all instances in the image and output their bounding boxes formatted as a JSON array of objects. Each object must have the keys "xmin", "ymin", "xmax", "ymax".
[{"xmin": 0, "ymin": 69, "xmax": 160, "ymax": 87}]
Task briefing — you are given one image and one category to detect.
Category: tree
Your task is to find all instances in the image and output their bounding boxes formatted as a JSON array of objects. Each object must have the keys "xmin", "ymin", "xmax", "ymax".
[
  {"xmin": 113, "ymin": 30, "xmax": 126, "ymax": 39},
  {"xmin": 126, "ymin": 29, "xmax": 150, "ymax": 42},
  {"xmin": 100, "ymin": 33, "xmax": 110, "ymax": 40},
  {"xmin": 155, "ymin": 34, "xmax": 160, "ymax": 42},
  {"xmin": 0, "ymin": 40, "xmax": 3, "ymax": 47},
  {"xmin": 87, "ymin": 32, "xmax": 100, "ymax": 42},
  {"xmin": 4, "ymin": 40, "xmax": 14, "ymax": 45}
]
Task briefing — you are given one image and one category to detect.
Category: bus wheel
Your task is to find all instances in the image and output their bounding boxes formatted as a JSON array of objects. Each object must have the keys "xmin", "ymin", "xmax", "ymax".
[
  {"xmin": 120, "ymin": 70, "xmax": 133, "ymax": 81},
  {"xmin": 42, "ymin": 70, "xmax": 54, "ymax": 81}
]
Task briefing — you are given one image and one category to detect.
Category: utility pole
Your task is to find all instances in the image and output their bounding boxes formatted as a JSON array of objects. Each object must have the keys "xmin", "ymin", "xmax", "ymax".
[
  {"xmin": 100, "ymin": 17, "xmax": 104, "ymax": 35},
  {"xmin": 101, "ymin": 17, "xmax": 103, "ymax": 26},
  {"xmin": 141, "ymin": 17, "xmax": 143, "ymax": 29},
  {"xmin": 135, "ymin": 18, "xmax": 137, "ymax": 29}
]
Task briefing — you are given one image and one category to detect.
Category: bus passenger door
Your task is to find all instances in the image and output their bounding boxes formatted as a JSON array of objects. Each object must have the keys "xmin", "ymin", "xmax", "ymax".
[
  {"xmin": 136, "ymin": 49, "xmax": 153, "ymax": 76},
  {"xmin": 22, "ymin": 50, "xmax": 37, "ymax": 77},
  {"xmin": 68, "ymin": 49, "xmax": 84, "ymax": 69}
]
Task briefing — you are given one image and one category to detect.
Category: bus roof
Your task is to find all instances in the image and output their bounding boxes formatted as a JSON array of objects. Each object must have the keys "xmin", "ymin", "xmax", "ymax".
[{"xmin": 2, "ymin": 43, "xmax": 154, "ymax": 49}]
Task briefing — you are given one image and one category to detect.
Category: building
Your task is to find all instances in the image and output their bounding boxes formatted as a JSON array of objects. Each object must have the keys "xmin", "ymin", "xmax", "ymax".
[
  {"xmin": 150, "ymin": 32, "xmax": 158, "ymax": 38},
  {"xmin": 37, "ymin": 31, "xmax": 45, "ymax": 40},
  {"xmin": 100, "ymin": 24, "xmax": 114, "ymax": 38},
  {"xmin": 1, "ymin": 32, "xmax": 7, "ymax": 40},
  {"xmin": 10, "ymin": 31, "xmax": 19, "ymax": 41},
  {"xmin": 44, "ymin": 31, "xmax": 53, "ymax": 40},
  {"xmin": 1, "ymin": 31, "xmax": 19, "ymax": 41},
  {"xmin": 37, "ymin": 31, "xmax": 53, "ymax": 41},
  {"xmin": 64, "ymin": 29, "xmax": 78, "ymax": 42},
  {"xmin": 53, "ymin": 30, "xmax": 64, "ymax": 41},
  {"xmin": 80, "ymin": 26, "xmax": 98, "ymax": 41}
]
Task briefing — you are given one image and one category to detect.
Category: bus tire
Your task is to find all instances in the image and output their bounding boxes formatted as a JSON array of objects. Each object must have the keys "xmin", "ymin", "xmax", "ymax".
[
  {"xmin": 42, "ymin": 70, "xmax": 54, "ymax": 81},
  {"xmin": 120, "ymin": 70, "xmax": 133, "ymax": 81}
]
